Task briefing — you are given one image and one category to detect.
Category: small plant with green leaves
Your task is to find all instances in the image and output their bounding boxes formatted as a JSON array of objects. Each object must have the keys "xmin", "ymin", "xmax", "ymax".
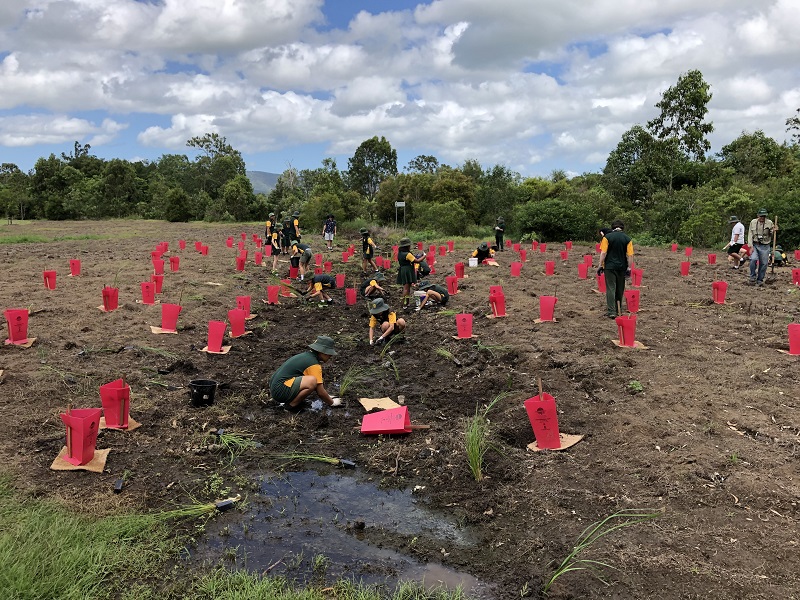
[
  {"xmin": 627, "ymin": 380, "xmax": 644, "ymax": 394},
  {"xmin": 544, "ymin": 508, "xmax": 661, "ymax": 593},
  {"xmin": 207, "ymin": 431, "xmax": 259, "ymax": 464},
  {"xmin": 435, "ymin": 347, "xmax": 454, "ymax": 361},
  {"xmin": 339, "ymin": 365, "xmax": 381, "ymax": 397},
  {"xmin": 729, "ymin": 452, "xmax": 740, "ymax": 465},
  {"xmin": 464, "ymin": 392, "xmax": 513, "ymax": 481}
]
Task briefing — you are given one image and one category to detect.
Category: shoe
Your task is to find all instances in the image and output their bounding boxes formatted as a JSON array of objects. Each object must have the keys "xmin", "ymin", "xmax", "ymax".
[
  {"xmin": 280, "ymin": 402, "xmax": 304, "ymax": 414},
  {"xmin": 415, "ymin": 307, "xmax": 421, "ymax": 312},
  {"xmin": 756, "ymin": 281, "xmax": 764, "ymax": 287},
  {"xmin": 606, "ymin": 314, "xmax": 617, "ymax": 319},
  {"xmin": 746, "ymin": 279, "xmax": 756, "ymax": 285},
  {"xmin": 739, "ymin": 257, "xmax": 746, "ymax": 266},
  {"xmin": 732, "ymin": 266, "xmax": 738, "ymax": 270}
]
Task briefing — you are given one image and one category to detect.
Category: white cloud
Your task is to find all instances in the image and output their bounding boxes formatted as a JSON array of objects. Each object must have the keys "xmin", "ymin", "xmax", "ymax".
[
  {"xmin": 1, "ymin": 0, "xmax": 799, "ymax": 175},
  {"xmin": 0, "ymin": 113, "xmax": 126, "ymax": 146}
]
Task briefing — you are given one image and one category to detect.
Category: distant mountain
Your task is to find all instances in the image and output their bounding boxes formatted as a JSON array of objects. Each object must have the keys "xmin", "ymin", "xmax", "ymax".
[{"xmin": 247, "ymin": 170, "xmax": 280, "ymax": 194}]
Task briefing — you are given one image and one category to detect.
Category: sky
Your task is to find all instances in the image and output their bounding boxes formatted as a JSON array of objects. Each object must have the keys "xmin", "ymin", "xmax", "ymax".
[{"xmin": 0, "ymin": 0, "xmax": 798, "ymax": 179}]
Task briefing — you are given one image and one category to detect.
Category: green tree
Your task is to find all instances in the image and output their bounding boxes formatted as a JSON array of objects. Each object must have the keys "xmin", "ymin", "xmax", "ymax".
[
  {"xmin": 430, "ymin": 170, "xmax": 476, "ymax": 221},
  {"xmin": 647, "ymin": 69, "xmax": 714, "ymax": 192},
  {"xmin": 718, "ymin": 130, "xmax": 790, "ymax": 183},
  {"xmin": 0, "ymin": 163, "xmax": 31, "ymax": 220},
  {"xmin": 100, "ymin": 159, "xmax": 139, "ymax": 217},
  {"xmin": 163, "ymin": 187, "xmax": 192, "ymax": 222},
  {"xmin": 603, "ymin": 125, "xmax": 674, "ymax": 206},
  {"xmin": 412, "ymin": 200, "xmax": 469, "ymax": 235},
  {"xmin": 786, "ymin": 108, "xmax": 800, "ymax": 145},
  {"xmin": 346, "ymin": 136, "xmax": 398, "ymax": 202},
  {"xmin": 405, "ymin": 155, "xmax": 439, "ymax": 174}
]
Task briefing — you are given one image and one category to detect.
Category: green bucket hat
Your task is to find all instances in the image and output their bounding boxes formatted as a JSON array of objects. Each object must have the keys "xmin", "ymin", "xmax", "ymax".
[
  {"xmin": 308, "ymin": 335, "xmax": 337, "ymax": 355},
  {"xmin": 757, "ymin": 208, "xmax": 768, "ymax": 216},
  {"xmin": 269, "ymin": 212, "xmax": 275, "ymax": 217},
  {"xmin": 292, "ymin": 211, "xmax": 300, "ymax": 218},
  {"xmin": 398, "ymin": 237, "xmax": 411, "ymax": 247},
  {"xmin": 369, "ymin": 298, "xmax": 389, "ymax": 314},
  {"xmin": 371, "ymin": 272, "xmax": 386, "ymax": 282},
  {"xmin": 479, "ymin": 241, "xmax": 489, "ymax": 251},
  {"xmin": 418, "ymin": 281, "xmax": 434, "ymax": 290},
  {"xmin": 728, "ymin": 215, "xmax": 739, "ymax": 224},
  {"xmin": 359, "ymin": 227, "xmax": 369, "ymax": 235},
  {"xmin": 275, "ymin": 222, "xmax": 283, "ymax": 230},
  {"xmin": 496, "ymin": 216, "xmax": 504, "ymax": 222}
]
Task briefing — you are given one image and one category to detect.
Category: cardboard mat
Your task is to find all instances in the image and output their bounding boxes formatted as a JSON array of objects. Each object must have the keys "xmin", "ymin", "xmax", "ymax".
[
  {"xmin": 611, "ymin": 339, "xmax": 649, "ymax": 350},
  {"xmin": 533, "ymin": 318, "xmax": 557, "ymax": 324},
  {"xmin": 201, "ymin": 345, "xmax": 232, "ymax": 354},
  {"xmin": 4, "ymin": 338, "xmax": 36, "ymax": 348},
  {"xmin": 99, "ymin": 416, "xmax": 142, "ymax": 431},
  {"xmin": 527, "ymin": 433, "xmax": 584, "ymax": 452},
  {"xmin": 150, "ymin": 326, "xmax": 178, "ymax": 334},
  {"xmin": 50, "ymin": 447, "xmax": 111, "ymax": 472},
  {"xmin": 359, "ymin": 396, "xmax": 401, "ymax": 411}
]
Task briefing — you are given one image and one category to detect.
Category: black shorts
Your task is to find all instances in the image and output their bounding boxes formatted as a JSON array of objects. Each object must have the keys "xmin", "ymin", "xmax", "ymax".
[{"xmin": 727, "ymin": 244, "xmax": 743, "ymax": 255}]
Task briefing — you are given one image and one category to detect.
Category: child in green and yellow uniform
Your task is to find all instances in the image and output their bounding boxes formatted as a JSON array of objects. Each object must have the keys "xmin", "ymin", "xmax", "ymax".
[
  {"xmin": 291, "ymin": 241, "xmax": 313, "ymax": 281},
  {"xmin": 472, "ymin": 241, "xmax": 495, "ymax": 263},
  {"xmin": 306, "ymin": 274, "xmax": 336, "ymax": 303},
  {"xmin": 368, "ymin": 298, "xmax": 406, "ymax": 346},
  {"xmin": 360, "ymin": 227, "xmax": 378, "ymax": 273},
  {"xmin": 396, "ymin": 237, "xmax": 424, "ymax": 310},
  {"xmin": 268, "ymin": 336, "xmax": 341, "ymax": 413},
  {"xmin": 281, "ymin": 217, "xmax": 293, "ymax": 254},
  {"xmin": 265, "ymin": 212, "xmax": 275, "ymax": 240},
  {"xmin": 360, "ymin": 272, "xmax": 386, "ymax": 299},
  {"xmin": 416, "ymin": 281, "xmax": 449, "ymax": 311}
]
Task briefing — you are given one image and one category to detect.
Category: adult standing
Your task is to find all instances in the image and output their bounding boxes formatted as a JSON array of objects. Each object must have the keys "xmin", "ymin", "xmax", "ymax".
[
  {"xmin": 722, "ymin": 215, "xmax": 746, "ymax": 269},
  {"xmin": 747, "ymin": 208, "xmax": 777, "ymax": 287},
  {"xmin": 322, "ymin": 214, "xmax": 337, "ymax": 250},
  {"xmin": 494, "ymin": 217, "xmax": 506, "ymax": 251},
  {"xmin": 597, "ymin": 219, "xmax": 634, "ymax": 318},
  {"xmin": 268, "ymin": 335, "xmax": 341, "ymax": 413}
]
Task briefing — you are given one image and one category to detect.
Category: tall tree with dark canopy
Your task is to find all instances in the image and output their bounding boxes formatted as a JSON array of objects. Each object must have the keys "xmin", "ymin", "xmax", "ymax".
[{"xmin": 347, "ymin": 136, "xmax": 398, "ymax": 202}]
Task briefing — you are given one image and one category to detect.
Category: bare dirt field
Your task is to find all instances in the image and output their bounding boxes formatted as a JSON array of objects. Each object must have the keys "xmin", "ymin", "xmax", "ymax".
[{"xmin": 1, "ymin": 220, "xmax": 798, "ymax": 599}]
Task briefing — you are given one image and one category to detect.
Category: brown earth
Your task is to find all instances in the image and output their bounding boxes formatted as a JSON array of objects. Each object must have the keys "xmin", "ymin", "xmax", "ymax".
[{"xmin": 1, "ymin": 220, "xmax": 799, "ymax": 599}]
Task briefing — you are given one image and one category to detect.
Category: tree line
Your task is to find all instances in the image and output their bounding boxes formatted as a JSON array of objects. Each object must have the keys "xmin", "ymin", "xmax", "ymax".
[{"xmin": 2, "ymin": 70, "xmax": 799, "ymax": 248}]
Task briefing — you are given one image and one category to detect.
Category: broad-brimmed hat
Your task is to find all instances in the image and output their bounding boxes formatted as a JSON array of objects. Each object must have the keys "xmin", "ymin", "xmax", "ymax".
[
  {"xmin": 269, "ymin": 212, "xmax": 275, "ymax": 217},
  {"xmin": 757, "ymin": 208, "xmax": 768, "ymax": 217},
  {"xmin": 370, "ymin": 272, "xmax": 386, "ymax": 282},
  {"xmin": 496, "ymin": 216, "xmax": 504, "ymax": 222},
  {"xmin": 776, "ymin": 245, "xmax": 783, "ymax": 251},
  {"xmin": 418, "ymin": 281, "xmax": 434, "ymax": 290},
  {"xmin": 275, "ymin": 222, "xmax": 283, "ymax": 230},
  {"xmin": 308, "ymin": 335, "xmax": 337, "ymax": 356},
  {"xmin": 326, "ymin": 213, "xmax": 334, "ymax": 219},
  {"xmin": 369, "ymin": 298, "xmax": 389, "ymax": 314},
  {"xmin": 728, "ymin": 215, "xmax": 739, "ymax": 223},
  {"xmin": 292, "ymin": 211, "xmax": 300, "ymax": 217},
  {"xmin": 479, "ymin": 241, "xmax": 489, "ymax": 251},
  {"xmin": 359, "ymin": 227, "xmax": 369, "ymax": 235},
  {"xmin": 398, "ymin": 237, "xmax": 411, "ymax": 247}
]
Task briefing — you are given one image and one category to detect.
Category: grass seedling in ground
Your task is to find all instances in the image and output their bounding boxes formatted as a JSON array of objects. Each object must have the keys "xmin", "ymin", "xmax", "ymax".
[
  {"xmin": 464, "ymin": 392, "xmax": 513, "ymax": 481},
  {"xmin": 435, "ymin": 347, "xmax": 454, "ymax": 361},
  {"xmin": 544, "ymin": 508, "xmax": 661, "ymax": 594},
  {"xmin": 138, "ymin": 346, "xmax": 179, "ymax": 359},
  {"xmin": 339, "ymin": 365, "xmax": 382, "ymax": 396},
  {"xmin": 206, "ymin": 431, "xmax": 260, "ymax": 464}
]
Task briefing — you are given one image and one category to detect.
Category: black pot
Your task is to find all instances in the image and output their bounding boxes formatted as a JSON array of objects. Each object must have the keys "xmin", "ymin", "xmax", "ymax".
[{"xmin": 189, "ymin": 379, "xmax": 218, "ymax": 407}]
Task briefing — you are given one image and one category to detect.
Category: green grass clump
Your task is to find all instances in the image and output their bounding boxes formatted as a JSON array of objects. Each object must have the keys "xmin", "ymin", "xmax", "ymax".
[
  {"xmin": 0, "ymin": 235, "xmax": 49, "ymax": 244},
  {"xmin": 464, "ymin": 392, "xmax": 511, "ymax": 481},
  {"xmin": 0, "ymin": 474, "xmax": 215, "ymax": 599},
  {"xmin": 544, "ymin": 509, "xmax": 661, "ymax": 593},
  {"xmin": 339, "ymin": 365, "xmax": 382, "ymax": 397}
]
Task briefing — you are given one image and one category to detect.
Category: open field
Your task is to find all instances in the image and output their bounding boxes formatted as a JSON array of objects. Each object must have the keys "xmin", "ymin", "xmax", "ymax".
[{"xmin": 1, "ymin": 219, "xmax": 799, "ymax": 599}]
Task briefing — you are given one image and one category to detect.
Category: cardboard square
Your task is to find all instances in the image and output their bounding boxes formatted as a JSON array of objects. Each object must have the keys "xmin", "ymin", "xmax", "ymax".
[
  {"xmin": 0, "ymin": 369, "xmax": 5, "ymax": 383},
  {"xmin": 361, "ymin": 406, "xmax": 412, "ymax": 434},
  {"xmin": 230, "ymin": 330, "xmax": 252, "ymax": 338},
  {"xmin": 50, "ymin": 447, "xmax": 111, "ymax": 472},
  {"xmin": 359, "ymin": 396, "xmax": 400, "ymax": 411},
  {"xmin": 611, "ymin": 339, "xmax": 649, "ymax": 350},
  {"xmin": 135, "ymin": 299, "xmax": 160, "ymax": 305},
  {"xmin": 591, "ymin": 289, "xmax": 604, "ymax": 294},
  {"xmin": 485, "ymin": 260, "xmax": 500, "ymax": 267},
  {"xmin": 245, "ymin": 314, "xmax": 258, "ymax": 321},
  {"xmin": 201, "ymin": 345, "xmax": 232, "ymax": 354},
  {"xmin": 150, "ymin": 326, "xmax": 178, "ymax": 334},
  {"xmin": 533, "ymin": 318, "xmax": 558, "ymax": 324},
  {"xmin": 204, "ymin": 282, "xmax": 224, "ymax": 286},
  {"xmin": 777, "ymin": 349, "xmax": 799, "ymax": 356},
  {"xmin": 97, "ymin": 306, "xmax": 116, "ymax": 312},
  {"xmin": 527, "ymin": 433, "xmax": 584, "ymax": 452},
  {"xmin": 99, "ymin": 416, "xmax": 142, "ymax": 431},
  {"xmin": 452, "ymin": 334, "xmax": 477, "ymax": 339},
  {"xmin": 486, "ymin": 315, "xmax": 506, "ymax": 319},
  {"xmin": 4, "ymin": 337, "xmax": 36, "ymax": 348}
]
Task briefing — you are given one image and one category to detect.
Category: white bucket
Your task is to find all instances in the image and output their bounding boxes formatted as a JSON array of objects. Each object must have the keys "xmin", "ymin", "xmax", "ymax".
[{"xmin": 468, "ymin": 257, "xmax": 478, "ymax": 267}]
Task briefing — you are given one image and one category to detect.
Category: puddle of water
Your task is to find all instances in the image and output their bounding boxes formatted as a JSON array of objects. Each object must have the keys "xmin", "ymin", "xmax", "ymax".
[{"xmin": 188, "ymin": 470, "xmax": 496, "ymax": 598}]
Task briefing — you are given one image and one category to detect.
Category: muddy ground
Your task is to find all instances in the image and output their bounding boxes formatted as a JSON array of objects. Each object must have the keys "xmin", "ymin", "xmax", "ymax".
[{"xmin": 1, "ymin": 220, "xmax": 798, "ymax": 599}]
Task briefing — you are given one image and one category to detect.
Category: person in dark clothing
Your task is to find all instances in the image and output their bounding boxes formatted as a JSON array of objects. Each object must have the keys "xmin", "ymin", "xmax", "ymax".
[
  {"xmin": 472, "ymin": 241, "xmax": 495, "ymax": 263},
  {"xmin": 494, "ymin": 217, "xmax": 506, "ymax": 251},
  {"xmin": 305, "ymin": 274, "xmax": 336, "ymax": 303},
  {"xmin": 360, "ymin": 272, "xmax": 387, "ymax": 299},
  {"xmin": 416, "ymin": 281, "xmax": 449, "ymax": 311},
  {"xmin": 597, "ymin": 219, "xmax": 634, "ymax": 318}
]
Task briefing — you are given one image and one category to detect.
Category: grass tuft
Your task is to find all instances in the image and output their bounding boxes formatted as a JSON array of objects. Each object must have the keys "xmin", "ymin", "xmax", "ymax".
[{"xmin": 464, "ymin": 392, "xmax": 512, "ymax": 481}]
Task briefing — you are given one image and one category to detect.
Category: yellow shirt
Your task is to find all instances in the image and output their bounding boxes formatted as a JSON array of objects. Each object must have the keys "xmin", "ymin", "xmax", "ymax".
[
  {"xmin": 369, "ymin": 311, "xmax": 397, "ymax": 328},
  {"xmin": 283, "ymin": 363, "xmax": 323, "ymax": 388}
]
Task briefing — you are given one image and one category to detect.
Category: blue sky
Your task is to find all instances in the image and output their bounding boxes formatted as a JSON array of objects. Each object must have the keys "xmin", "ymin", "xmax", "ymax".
[{"xmin": 0, "ymin": 1, "xmax": 798, "ymax": 178}]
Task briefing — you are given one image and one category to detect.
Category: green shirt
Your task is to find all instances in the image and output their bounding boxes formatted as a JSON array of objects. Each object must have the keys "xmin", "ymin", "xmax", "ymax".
[
  {"xmin": 602, "ymin": 229, "xmax": 633, "ymax": 271},
  {"xmin": 271, "ymin": 351, "xmax": 323, "ymax": 388}
]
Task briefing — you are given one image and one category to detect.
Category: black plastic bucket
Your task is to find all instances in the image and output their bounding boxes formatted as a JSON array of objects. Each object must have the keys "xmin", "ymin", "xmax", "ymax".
[{"xmin": 189, "ymin": 379, "xmax": 218, "ymax": 407}]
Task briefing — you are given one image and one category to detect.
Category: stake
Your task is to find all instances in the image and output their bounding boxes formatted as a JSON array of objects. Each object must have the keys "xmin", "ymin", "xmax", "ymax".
[
  {"xmin": 119, "ymin": 375, "xmax": 126, "ymax": 427},
  {"xmin": 771, "ymin": 215, "xmax": 779, "ymax": 276},
  {"xmin": 537, "ymin": 377, "xmax": 544, "ymax": 399},
  {"xmin": 178, "ymin": 283, "xmax": 186, "ymax": 306},
  {"xmin": 66, "ymin": 403, "xmax": 73, "ymax": 459},
  {"xmin": 617, "ymin": 300, "xmax": 622, "ymax": 317}
]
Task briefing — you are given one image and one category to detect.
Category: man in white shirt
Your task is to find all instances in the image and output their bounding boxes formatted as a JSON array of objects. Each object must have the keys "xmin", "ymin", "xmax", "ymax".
[{"xmin": 722, "ymin": 216, "xmax": 746, "ymax": 269}]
